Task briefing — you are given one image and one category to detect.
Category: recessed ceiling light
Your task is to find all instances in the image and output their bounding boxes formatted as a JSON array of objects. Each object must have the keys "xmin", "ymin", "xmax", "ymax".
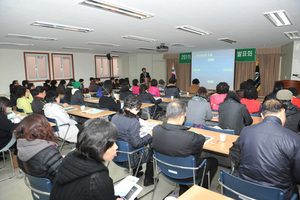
[
  {"xmin": 62, "ymin": 47, "xmax": 92, "ymax": 50},
  {"xmin": 31, "ymin": 21, "xmax": 93, "ymax": 33},
  {"xmin": 110, "ymin": 50, "xmax": 130, "ymax": 54},
  {"xmin": 284, "ymin": 31, "xmax": 300, "ymax": 39},
  {"xmin": 263, "ymin": 10, "xmax": 292, "ymax": 27},
  {"xmin": 7, "ymin": 34, "xmax": 57, "ymax": 41},
  {"xmin": 0, "ymin": 42, "xmax": 34, "ymax": 46},
  {"xmin": 137, "ymin": 47, "xmax": 156, "ymax": 51},
  {"xmin": 170, "ymin": 43, "xmax": 194, "ymax": 47},
  {"xmin": 176, "ymin": 25, "xmax": 211, "ymax": 36},
  {"xmin": 87, "ymin": 42, "xmax": 119, "ymax": 47},
  {"xmin": 79, "ymin": 0, "xmax": 154, "ymax": 19},
  {"xmin": 218, "ymin": 38, "xmax": 238, "ymax": 44},
  {"xmin": 122, "ymin": 35, "xmax": 156, "ymax": 42}
]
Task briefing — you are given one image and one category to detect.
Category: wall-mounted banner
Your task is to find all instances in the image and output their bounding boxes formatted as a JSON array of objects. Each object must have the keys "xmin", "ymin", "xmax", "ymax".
[
  {"xmin": 179, "ymin": 52, "xmax": 191, "ymax": 64},
  {"xmin": 235, "ymin": 48, "xmax": 256, "ymax": 62}
]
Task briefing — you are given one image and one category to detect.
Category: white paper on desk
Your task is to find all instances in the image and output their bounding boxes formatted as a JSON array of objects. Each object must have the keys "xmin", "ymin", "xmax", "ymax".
[
  {"xmin": 193, "ymin": 131, "xmax": 214, "ymax": 144},
  {"xmin": 154, "ymin": 97, "xmax": 161, "ymax": 100},
  {"xmin": 139, "ymin": 118, "xmax": 158, "ymax": 137},
  {"xmin": 114, "ymin": 176, "xmax": 142, "ymax": 200}
]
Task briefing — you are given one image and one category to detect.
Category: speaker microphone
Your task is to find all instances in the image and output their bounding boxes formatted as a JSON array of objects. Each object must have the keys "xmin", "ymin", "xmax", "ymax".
[{"xmin": 106, "ymin": 53, "xmax": 112, "ymax": 60}]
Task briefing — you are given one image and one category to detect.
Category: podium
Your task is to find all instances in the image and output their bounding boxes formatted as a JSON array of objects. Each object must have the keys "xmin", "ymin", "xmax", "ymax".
[{"xmin": 144, "ymin": 78, "xmax": 151, "ymax": 88}]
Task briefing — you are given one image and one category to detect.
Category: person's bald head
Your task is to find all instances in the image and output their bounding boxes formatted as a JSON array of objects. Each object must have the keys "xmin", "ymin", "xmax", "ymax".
[
  {"xmin": 261, "ymin": 99, "xmax": 286, "ymax": 125},
  {"xmin": 166, "ymin": 100, "xmax": 186, "ymax": 121}
]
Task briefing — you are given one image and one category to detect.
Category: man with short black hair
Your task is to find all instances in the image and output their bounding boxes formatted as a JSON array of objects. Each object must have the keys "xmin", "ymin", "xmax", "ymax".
[
  {"xmin": 188, "ymin": 78, "xmax": 200, "ymax": 93},
  {"xmin": 152, "ymin": 100, "xmax": 218, "ymax": 195},
  {"xmin": 31, "ymin": 86, "xmax": 46, "ymax": 114},
  {"xmin": 140, "ymin": 68, "xmax": 151, "ymax": 84},
  {"xmin": 238, "ymin": 99, "xmax": 300, "ymax": 200},
  {"xmin": 164, "ymin": 77, "xmax": 180, "ymax": 98}
]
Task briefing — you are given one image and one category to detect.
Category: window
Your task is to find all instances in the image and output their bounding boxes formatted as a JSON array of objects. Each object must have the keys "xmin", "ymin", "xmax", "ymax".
[
  {"xmin": 24, "ymin": 52, "xmax": 50, "ymax": 81},
  {"xmin": 51, "ymin": 53, "xmax": 74, "ymax": 80},
  {"xmin": 95, "ymin": 55, "xmax": 119, "ymax": 78}
]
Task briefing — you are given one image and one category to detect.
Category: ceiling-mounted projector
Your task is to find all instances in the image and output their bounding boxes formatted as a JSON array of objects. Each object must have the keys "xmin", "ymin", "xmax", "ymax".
[{"xmin": 156, "ymin": 43, "xmax": 169, "ymax": 52}]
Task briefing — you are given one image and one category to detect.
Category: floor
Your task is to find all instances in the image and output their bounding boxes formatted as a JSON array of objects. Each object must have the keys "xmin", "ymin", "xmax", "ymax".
[{"xmin": 0, "ymin": 143, "xmax": 227, "ymax": 200}]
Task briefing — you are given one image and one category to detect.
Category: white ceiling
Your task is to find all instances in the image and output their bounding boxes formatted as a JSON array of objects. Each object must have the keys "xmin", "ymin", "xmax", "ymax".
[{"xmin": 0, "ymin": 0, "xmax": 299, "ymax": 54}]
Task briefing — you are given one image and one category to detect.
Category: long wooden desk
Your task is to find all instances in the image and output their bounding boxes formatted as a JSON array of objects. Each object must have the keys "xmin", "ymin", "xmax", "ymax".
[
  {"xmin": 147, "ymin": 119, "xmax": 238, "ymax": 155},
  {"xmin": 178, "ymin": 185, "xmax": 233, "ymax": 200},
  {"xmin": 65, "ymin": 105, "xmax": 116, "ymax": 119}
]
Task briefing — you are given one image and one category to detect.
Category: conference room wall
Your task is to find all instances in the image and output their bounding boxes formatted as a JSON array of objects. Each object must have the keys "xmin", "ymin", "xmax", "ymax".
[{"xmin": 280, "ymin": 41, "xmax": 300, "ymax": 81}]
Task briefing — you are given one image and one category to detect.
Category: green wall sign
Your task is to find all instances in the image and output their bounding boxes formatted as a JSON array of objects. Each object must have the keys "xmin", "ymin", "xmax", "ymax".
[
  {"xmin": 235, "ymin": 48, "xmax": 256, "ymax": 62},
  {"xmin": 179, "ymin": 52, "xmax": 191, "ymax": 64}
]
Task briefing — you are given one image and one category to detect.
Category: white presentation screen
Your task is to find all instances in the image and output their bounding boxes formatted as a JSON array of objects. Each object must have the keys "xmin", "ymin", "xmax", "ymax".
[{"xmin": 191, "ymin": 49, "xmax": 235, "ymax": 90}]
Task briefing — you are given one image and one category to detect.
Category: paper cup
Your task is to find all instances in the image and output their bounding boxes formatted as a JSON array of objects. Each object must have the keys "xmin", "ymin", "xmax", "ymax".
[
  {"xmin": 80, "ymin": 105, "xmax": 85, "ymax": 111},
  {"xmin": 171, "ymin": 96, "xmax": 174, "ymax": 100},
  {"xmin": 187, "ymin": 92, "xmax": 189, "ymax": 95},
  {"xmin": 220, "ymin": 134, "xmax": 226, "ymax": 142}
]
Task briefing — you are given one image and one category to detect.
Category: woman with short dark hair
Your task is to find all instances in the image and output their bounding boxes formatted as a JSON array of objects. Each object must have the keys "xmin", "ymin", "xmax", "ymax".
[
  {"xmin": 111, "ymin": 95, "xmax": 154, "ymax": 186},
  {"xmin": 240, "ymin": 85, "xmax": 261, "ymax": 114},
  {"xmin": 119, "ymin": 81, "xmax": 132, "ymax": 100},
  {"xmin": 148, "ymin": 79, "xmax": 161, "ymax": 97},
  {"xmin": 50, "ymin": 119, "xmax": 122, "ymax": 200},
  {"xmin": 210, "ymin": 82, "xmax": 229, "ymax": 110},
  {"xmin": 99, "ymin": 83, "xmax": 121, "ymax": 111},
  {"xmin": 16, "ymin": 114, "xmax": 63, "ymax": 182},
  {"xmin": 218, "ymin": 92, "xmax": 253, "ymax": 135},
  {"xmin": 186, "ymin": 87, "xmax": 213, "ymax": 126},
  {"xmin": 56, "ymin": 80, "xmax": 66, "ymax": 94}
]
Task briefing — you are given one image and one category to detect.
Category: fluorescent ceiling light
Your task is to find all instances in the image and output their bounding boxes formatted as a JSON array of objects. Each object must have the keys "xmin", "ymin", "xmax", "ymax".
[
  {"xmin": 7, "ymin": 34, "xmax": 57, "ymax": 41},
  {"xmin": 63, "ymin": 47, "xmax": 92, "ymax": 50},
  {"xmin": 218, "ymin": 38, "xmax": 238, "ymax": 44},
  {"xmin": 137, "ymin": 47, "xmax": 156, "ymax": 51},
  {"xmin": 122, "ymin": 35, "xmax": 156, "ymax": 42},
  {"xmin": 170, "ymin": 43, "xmax": 194, "ymax": 47},
  {"xmin": 31, "ymin": 21, "xmax": 93, "ymax": 33},
  {"xmin": 176, "ymin": 25, "xmax": 211, "ymax": 36},
  {"xmin": 87, "ymin": 42, "xmax": 119, "ymax": 47},
  {"xmin": 110, "ymin": 50, "xmax": 130, "ymax": 54},
  {"xmin": 263, "ymin": 10, "xmax": 292, "ymax": 26},
  {"xmin": 79, "ymin": 0, "xmax": 154, "ymax": 19},
  {"xmin": 284, "ymin": 31, "xmax": 300, "ymax": 39},
  {"xmin": 0, "ymin": 42, "xmax": 34, "ymax": 46}
]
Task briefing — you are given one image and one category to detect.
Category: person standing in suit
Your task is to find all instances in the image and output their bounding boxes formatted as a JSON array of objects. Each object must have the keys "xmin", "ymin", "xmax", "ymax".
[{"xmin": 140, "ymin": 68, "xmax": 151, "ymax": 84}]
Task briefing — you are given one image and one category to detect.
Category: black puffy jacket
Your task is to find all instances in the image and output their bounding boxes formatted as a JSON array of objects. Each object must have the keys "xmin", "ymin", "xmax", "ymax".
[
  {"xmin": 238, "ymin": 116, "xmax": 300, "ymax": 200},
  {"xmin": 284, "ymin": 102, "xmax": 300, "ymax": 133}
]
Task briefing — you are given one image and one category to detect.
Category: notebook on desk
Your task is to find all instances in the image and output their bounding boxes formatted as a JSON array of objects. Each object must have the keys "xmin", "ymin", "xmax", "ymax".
[{"xmin": 63, "ymin": 106, "xmax": 77, "ymax": 111}]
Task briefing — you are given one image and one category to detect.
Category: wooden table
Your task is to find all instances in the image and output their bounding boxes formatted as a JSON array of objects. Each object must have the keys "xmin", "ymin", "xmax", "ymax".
[
  {"xmin": 178, "ymin": 185, "xmax": 233, "ymax": 200},
  {"xmin": 159, "ymin": 97, "xmax": 179, "ymax": 103},
  {"xmin": 147, "ymin": 119, "xmax": 238, "ymax": 155},
  {"xmin": 12, "ymin": 111, "xmax": 56, "ymax": 126},
  {"xmin": 180, "ymin": 93, "xmax": 195, "ymax": 98},
  {"xmin": 65, "ymin": 105, "xmax": 116, "ymax": 119},
  {"xmin": 210, "ymin": 112, "xmax": 262, "ymax": 125}
]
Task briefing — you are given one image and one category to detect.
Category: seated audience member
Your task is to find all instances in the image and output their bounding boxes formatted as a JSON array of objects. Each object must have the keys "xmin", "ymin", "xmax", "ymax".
[
  {"xmin": 31, "ymin": 86, "xmax": 47, "ymax": 114},
  {"xmin": 114, "ymin": 78, "xmax": 120, "ymax": 88},
  {"xmin": 138, "ymin": 84, "xmax": 162, "ymax": 119},
  {"xmin": 96, "ymin": 80, "xmax": 111, "ymax": 98},
  {"xmin": 148, "ymin": 79, "xmax": 161, "ymax": 97},
  {"xmin": 186, "ymin": 87, "xmax": 213, "ymax": 126},
  {"xmin": 28, "ymin": 83, "xmax": 37, "ymax": 97},
  {"xmin": 79, "ymin": 78, "xmax": 84, "ymax": 89},
  {"xmin": 238, "ymin": 99, "xmax": 300, "ymax": 200},
  {"xmin": 119, "ymin": 78, "xmax": 125, "ymax": 86},
  {"xmin": 71, "ymin": 81, "xmax": 84, "ymax": 105},
  {"xmin": 263, "ymin": 81, "xmax": 284, "ymax": 102},
  {"xmin": 119, "ymin": 81, "xmax": 132, "ymax": 100},
  {"xmin": 218, "ymin": 92, "xmax": 252, "ymax": 135},
  {"xmin": 111, "ymin": 95, "xmax": 154, "ymax": 186},
  {"xmin": 43, "ymin": 79, "xmax": 51, "ymax": 91},
  {"xmin": 0, "ymin": 97, "xmax": 17, "ymax": 154},
  {"xmin": 99, "ymin": 84, "xmax": 121, "ymax": 111},
  {"xmin": 110, "ymin": 77, "xmax": 116, "ymax": 89},
  {"xmin": 16, "ymin": 86, "xmax": 33, "ymax": 113},
  {"xmin": 50, "ymin": 119, "xmax": 122, "ymax": 200},
  {"xmin": 165, "ymin": 77, "xmax": 180, "ymax": 98},
  {"xmin": 157, "ymin": 79, "xmax": 165, "ymax": 93},
  {"xmin": 276, "ymin": 89, "xmax": 300, "ymax": 133},
  {"xmin": 288, "ymin": 87, "xmax": 300, "ymax": 108},
  {"xmin": 236, "ymin": 80, "xmax": 251, "ymax": 99},
  {"xmin": 88, "ymin": 77, "xmax": 95, "ymax": 92},
  {"xmin": 49, "ymin": 80, "xmax": 57, "ymax": 91},
  {"xmin": 188, "ymin": 78, "xmax": 200, "ymax": 93},
  {"xmin": 22, "ymin": 80, "xmax": 29, "ymax": 88},
  {"xmin": 44, "ymin": 91, "xmax": 78, "ymax": 143},
  {"xmin": 90, "ymin": 78, "xmax": 100, "ymax": 92},
  {"xmin": 152, "ymin": 100, "xmax": 218, "ymax": 195},
  {"xmin": 9, "ymin": 80, "xmax": 19, "ymax": 108},
  {"xmin": 210, "ymin": 82, "xmax": 229, "ymax": 111},
  {"xmin": 56, "ymin": 80, "xmax": 66, "ymax": 94},
  {"xmin": 131, "ymin": 79, "xmax": 140, "ymax": 94},
  {"xmin": 240, "ymin": 85, "xmax": 261, "ymax": 114},
  {"xmin": 64, "ymin": 79, "xmax": 75, "ymax": 103},
  {"xmin": 16, "ymin": 114, "xmax": 63, "ymax": 183}
]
